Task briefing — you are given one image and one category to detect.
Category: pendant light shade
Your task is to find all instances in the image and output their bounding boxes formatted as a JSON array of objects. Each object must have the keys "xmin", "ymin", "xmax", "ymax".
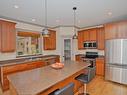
[
  {"xmin": 42, "ymin": 0, "xmax": 50, "ymax": 37},
  {"xmin": 72, "ymin": 33, "xmax": 78, "ymax": 39},
  {"xmin": 42, "ymin": 28, "xmax": 50, "ymax": 37},
  {"xmin": 72, "ymin": 7, "xmax": 78, "ymax": 39}
]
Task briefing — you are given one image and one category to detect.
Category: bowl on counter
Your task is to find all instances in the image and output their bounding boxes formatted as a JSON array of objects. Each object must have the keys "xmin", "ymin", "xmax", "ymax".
[{"xmin": 50, "ymin": 62, "xmax": 64, "ymax": 69}]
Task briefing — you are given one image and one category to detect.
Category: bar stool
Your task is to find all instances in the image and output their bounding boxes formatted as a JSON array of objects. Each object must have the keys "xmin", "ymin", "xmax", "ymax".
[
  {"xmin": 49, "ymin": 82, "xmax": 74, "ymax": 95},
  {"xmin": 75, "ymin": 67, "xmax": 96, "ymax": 95}
]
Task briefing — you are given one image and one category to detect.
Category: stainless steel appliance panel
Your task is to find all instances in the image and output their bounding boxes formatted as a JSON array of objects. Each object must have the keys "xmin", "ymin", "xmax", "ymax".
[
  {"xmin": 122, "ymin": 68, "xmax": 127, "ymax": 84},
  {"xmin": 105, "ymin": 39, "xmax": 127, "ymax": 65},
  {"xmin": 122, "ymin": 39, "xmax": 127, "ymax": 65},
  {"xmin": 105, "ymin": 65, "xmax": 122, "ymax": 83},
  {"xmin": 105, "ymin": 39, "xmax": 127, "ymax": 84}
]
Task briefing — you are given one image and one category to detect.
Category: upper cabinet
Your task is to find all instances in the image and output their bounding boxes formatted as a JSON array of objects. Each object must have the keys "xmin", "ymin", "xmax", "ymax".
[
  {"xmin": 0, "ymin": 21, "xmax": 1, "ymax": 51},
  {"xmin": 43, "ymin": 30, "xmax": 56, "ymax": 50},
  {"xmin": 78, "ymin": 31, "xmax": 84, "ymax": 49},
  {"xmin": 83, "ymin": 30, "xmax": 89, "ymax": 42},
  {"xmin": 0, "ymin": 20, "xmax": 16, "ymax": 52},
  {"xmin": 78, "ymin": 28, "xmax": 97, "ymax": 50},
  {"xmin": 105, "ymin": 21, "xmax": 127, "ymax": 39},
  {"xmin": 17, "ymin": 31, "xmax": 40, "ymax": 37},
  {"xmin": 105, "ymin": 23, "xmax": 117, "ymax": 40},
  {"xmin": 97, "ymin": 27, "xmax": 105, "ymax": 50},
  {"xmin": 89, "ymin": 28, "xmax": 97, "ymax": 41},
  {"xmin": 117, "ymin": 21, "xmax": 127, "ymax": 38}
]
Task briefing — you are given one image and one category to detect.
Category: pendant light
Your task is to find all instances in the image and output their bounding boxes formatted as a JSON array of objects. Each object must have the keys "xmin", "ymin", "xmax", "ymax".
[
  {"xmin": 42, "ymin": 0, "xmax": 50, "ymax": 37},
  {"xmin": 72, "ymin": 7, "xmax": 78, "ymax": 39}
]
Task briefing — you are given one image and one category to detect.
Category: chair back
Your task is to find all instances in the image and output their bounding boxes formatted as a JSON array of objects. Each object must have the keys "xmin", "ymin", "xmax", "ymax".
[
  {"xmin": 54, "ymin": 82, "xmax": 74, "ymax": 95},
  {"xmin": 87, "ymin": 67, "xmax": 96, "ymax": 82}
]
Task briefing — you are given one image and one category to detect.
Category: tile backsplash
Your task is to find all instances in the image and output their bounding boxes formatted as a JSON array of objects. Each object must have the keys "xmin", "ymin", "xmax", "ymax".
[{"xmin": 76, "ymin": 49, "xmax": 105, "ymax": 56}]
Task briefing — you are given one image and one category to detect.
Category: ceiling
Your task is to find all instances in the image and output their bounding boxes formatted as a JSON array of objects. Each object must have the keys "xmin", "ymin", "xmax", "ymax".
[{"xmin": 0, "ymin": 0, "xmax": 127, "ymax": 28}]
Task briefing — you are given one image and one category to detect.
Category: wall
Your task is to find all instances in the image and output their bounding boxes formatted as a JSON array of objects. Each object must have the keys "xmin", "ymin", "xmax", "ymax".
[
  {"xmin": 54, "ymin": 27, "xmax": 78, "ymax": 61},
  {"xmin": 0, "ymin": 18, "xmax": 44, "ymax": 61}
]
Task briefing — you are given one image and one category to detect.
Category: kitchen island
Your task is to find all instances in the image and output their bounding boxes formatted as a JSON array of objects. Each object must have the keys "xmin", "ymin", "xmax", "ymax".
[
  {"xmin": 0, "ymin": 55, "xmax": 60, "ymax": 91},
  {"xmin": 8, "ymin": 60, "xmax": 90, "ymax": 95}
]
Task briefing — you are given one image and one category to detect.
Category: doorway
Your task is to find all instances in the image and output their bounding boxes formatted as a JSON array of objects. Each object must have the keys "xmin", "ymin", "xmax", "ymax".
[{"xmin": 62, "ymin": 37, "xmax": 72, "ymax": 61}]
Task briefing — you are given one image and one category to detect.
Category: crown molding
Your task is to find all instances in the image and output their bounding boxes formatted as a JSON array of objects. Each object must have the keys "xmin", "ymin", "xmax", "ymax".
[{"xmin": 0, "ymin": 15, "xmax": 103, "ymax": 30}]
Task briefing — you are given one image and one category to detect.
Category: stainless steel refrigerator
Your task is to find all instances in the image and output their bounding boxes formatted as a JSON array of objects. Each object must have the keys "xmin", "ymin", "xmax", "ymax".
[{"xmin": 105, "ymin": 39, "xmax": 127, "ymax": 85}]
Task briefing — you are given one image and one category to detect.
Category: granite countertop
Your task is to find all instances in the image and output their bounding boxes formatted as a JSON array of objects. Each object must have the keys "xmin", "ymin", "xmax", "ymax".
[
  {"xmin": 0, "ymin": 55, "xmax": 59, "ymax": 67},
  {"xmin": 8, "ymin": 60, "xmax": 90, "ymax": 95}
]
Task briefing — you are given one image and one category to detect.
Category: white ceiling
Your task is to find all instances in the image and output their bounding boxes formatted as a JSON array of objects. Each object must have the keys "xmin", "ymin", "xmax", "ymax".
[{"xmin": 0, "ymin": 0, "xmax": 127, "ymax": 28}]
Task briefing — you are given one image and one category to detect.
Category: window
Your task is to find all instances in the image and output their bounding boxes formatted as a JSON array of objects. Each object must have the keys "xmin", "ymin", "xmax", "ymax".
[{"xmin": 16, "ymin": 31, "xmax": 41, "ymax": 56}]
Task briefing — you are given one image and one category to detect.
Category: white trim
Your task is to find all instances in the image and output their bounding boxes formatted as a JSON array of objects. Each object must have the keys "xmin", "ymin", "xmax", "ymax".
[{"xmin": 61, "ymin": 36, "xmax": 73, "ymax": 62}]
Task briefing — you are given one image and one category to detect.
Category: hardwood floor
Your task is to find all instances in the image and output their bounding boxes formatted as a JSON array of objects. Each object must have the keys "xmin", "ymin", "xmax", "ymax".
[
  {"xmin": 87, "ymin": 76, "xmax": 127, "ymax": 95},
  {"xmin": 1, "ymin": 76, "xmax": 127, "ymax": 95}
]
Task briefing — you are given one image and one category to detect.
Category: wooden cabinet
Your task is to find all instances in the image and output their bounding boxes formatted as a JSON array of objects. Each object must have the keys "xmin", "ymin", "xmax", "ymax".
[
  {"xmin": 105, "ymin": 23, "xmax": 117, "ymax": 40},
  {"xmin": 75, "ymin": 55, "xmax": 82, "ymax": 61},
  {"xmin": 43, "ymin": 30, "xmax": 56, "ymax": 50},
  {"xmin": 0, "ymin": 20, "xmax": 16, "ymax": 52},
  {"xmin": 0, "ymin": 21, "xmax": 1, "ymax": 51},
  {"xmin": 55, "ymin": 56, "xmax": 60, "ymax": 62},
  {"xmin": 78, "ymin": 28, "xmax": 97, "ymax": 49},
  {"xmin": 89, "ymin": 28, "xmax": 97, "ymax": 41},
  {"xmin": 97, "ymin": 28, "xmax": 105, "ymax": 50},
  {"xmin": 96, "ymin": 58, "xmax": 104, "ymax": 76},
  {"xmin": 17, "ymin": 31, "xmax": 40, "ymax": 37},
  {"xmin": 83, "ymin": 30, "xmax": 89, "ymax": 42},
  {"xmin": 117, "ymin": 21, "xmax": 127, "ymax": 38},
  {"xmin": 78, "ymin": 31, "xmax": 84, "ymax": 49},
  {"xmin": 105, "ymin": 21, "xmax": 127, "ymax": 39}
]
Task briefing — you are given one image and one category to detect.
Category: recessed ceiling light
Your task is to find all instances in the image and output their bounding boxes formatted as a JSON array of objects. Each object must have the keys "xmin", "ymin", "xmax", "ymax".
[
  {"xmin": 14, "ymin": 5, "xmax": 19, "ymax": 9},
  {"xmin": 108, "ymin": 12, "xmax": 112, "ymax": 16},
  {"xmin": 32, "ymin": 19, "xmax": 36, "ymax": 22}
]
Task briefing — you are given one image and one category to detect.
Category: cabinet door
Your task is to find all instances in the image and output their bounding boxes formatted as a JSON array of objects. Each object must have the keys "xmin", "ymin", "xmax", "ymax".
[
  {"xmin": 83, "ymin": 30, "xmax": 89, "ymax": 42},
  {"xmin": 0, "ymin": 20, "xmax": 16, "ymax": 52},
  {"xmin": 122, "ymin": 68, "xmax": 127, "ymax": 84},
  {"xmin": 43, "ymin": 30, "xmax": 56, "ymax": 50},
  {"xmin": 43, "ymin": 36, "xmax": 50, "ymax": 50},
  {"xmin": 96, "ymin": 58, "xmax": 104, "ymax": 76},
  {"xmin": 89, "ymin": 28, "xmax": 97, "ymax": 41},
  {"xmin": 9, "ymin": 23, "xmax": 16, "ymax": 51},
  {"xmin": 50, "ymin": 30, "xmax": 56, "ymax": 49},
  {"xmin": 117, "ymin": 21, "xmax": 127, "ymax": 38},
  {"xmin": 97, "ymin": 28, "xmax": 105, "ymax": 50},
  {"xmin": 78, "ymin": 31, "xmax": 84, "ymax": 49},
  {"xmin": 75, "ymin": 55, "xmax": 81, "ymax": 61},
  {"xmin": 0, "ymin": 21, "xmax": 1, "ymax": 51},
  {"xmin": 105, "ymin": 23, "xmax": 117, "ymax": 40}
]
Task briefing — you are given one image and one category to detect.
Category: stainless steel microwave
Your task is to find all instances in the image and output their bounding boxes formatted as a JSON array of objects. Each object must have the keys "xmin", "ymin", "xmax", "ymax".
[{"xmin": 83, "ymin": 42, "xmax": 97, "ymax": 49}]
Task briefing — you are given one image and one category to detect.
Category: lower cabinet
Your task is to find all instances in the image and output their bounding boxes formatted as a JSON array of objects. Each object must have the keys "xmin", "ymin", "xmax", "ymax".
[
  {"xmin": 96, "ymin": 58, "xmax": 105, "ymax": 76},
  {"xmin": 75, "ymin": 55, "xmax": 81, "ymax": 61}
]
